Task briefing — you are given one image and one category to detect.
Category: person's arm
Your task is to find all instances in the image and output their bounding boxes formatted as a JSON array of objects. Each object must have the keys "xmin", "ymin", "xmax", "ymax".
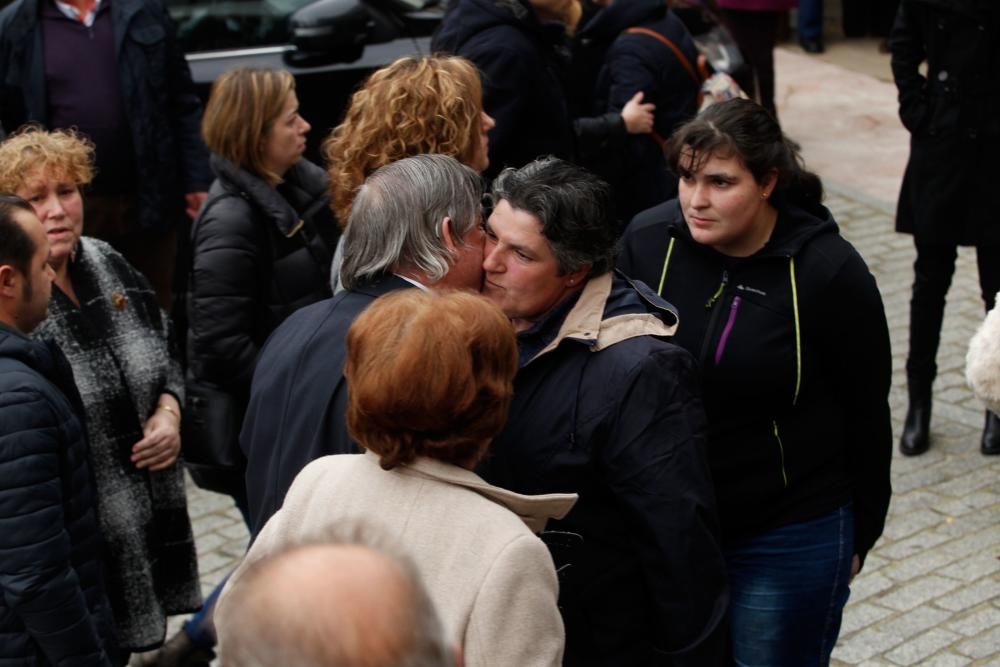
[
  {"xmin": 889, "ymin": 3, "xmax": 929, "ymax": 134},
  {"xmin": 464, "ymin": 535, "xmax": 566, "ymax": 667},
  {"xmin": 818, "ymin": 251, "xmax": 893, "ymax": 570},
  {"xmin": 0, "ymin": 392, "xmax": 113, "ymax": 666},
  {"xmin": 600, "ymin": 346, "xmax": 728, "ymax": 664},
  {"xmin": 188, "ymin": 202, "xmax": 262, "ymax": 388}
]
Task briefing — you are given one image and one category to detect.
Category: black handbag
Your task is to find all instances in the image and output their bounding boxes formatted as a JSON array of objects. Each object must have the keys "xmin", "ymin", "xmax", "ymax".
[{"xmin": 181, "ymin": 375, "xmax": 246, "ymax": 496}]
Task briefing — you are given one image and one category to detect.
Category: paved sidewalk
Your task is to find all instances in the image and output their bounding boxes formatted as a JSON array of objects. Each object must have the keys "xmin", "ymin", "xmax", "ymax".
[{"xmin": 170, "ymin": 47, "xmax": 1000, "ymax": 667}]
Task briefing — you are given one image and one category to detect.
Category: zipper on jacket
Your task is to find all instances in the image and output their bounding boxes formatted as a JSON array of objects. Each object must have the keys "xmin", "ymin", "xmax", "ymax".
[
  {"xmin": 705, "ymin": 270, "xmax": 728, "ymax": 309},
  {"xmin": 772, "ymin": 420, "xmax": 789, "ymax": 488},
  {"xmin": 714, "ymin": 296, "xmax": 741, "ymax": 366}
]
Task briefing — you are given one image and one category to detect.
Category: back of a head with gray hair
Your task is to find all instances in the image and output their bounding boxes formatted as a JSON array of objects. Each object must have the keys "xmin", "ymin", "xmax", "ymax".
[
  {"xmin": 339, "ymin": 153, "xmax": 482, "ymax": 290},
  {"xmin": 217, "ymin": 523, "xmax": 455, "ymax": 667}
]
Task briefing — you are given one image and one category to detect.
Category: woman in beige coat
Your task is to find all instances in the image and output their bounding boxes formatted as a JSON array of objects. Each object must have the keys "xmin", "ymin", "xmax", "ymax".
[{"xmin": 217, "ymin": 290, "xmax": 576, "ymax": 666}]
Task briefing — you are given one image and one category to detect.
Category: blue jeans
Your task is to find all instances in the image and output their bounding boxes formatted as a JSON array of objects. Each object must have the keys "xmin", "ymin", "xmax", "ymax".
[
  {"xmin": 797, "ymin": 0, "xmax": 824, "ymax": 41},
  {"xmin": 725, "ymin": 506, "xmax": 853, "ymax": 667}
]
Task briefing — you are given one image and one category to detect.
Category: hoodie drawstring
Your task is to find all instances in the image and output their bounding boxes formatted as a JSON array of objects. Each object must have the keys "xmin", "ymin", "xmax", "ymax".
[
  {"xmin": 657, "ymin": 237, "xmax": 675, "ymax": 296},
  {"xmin": 789, "ymin": 257, "xmax": 802, "ymax": 406}
]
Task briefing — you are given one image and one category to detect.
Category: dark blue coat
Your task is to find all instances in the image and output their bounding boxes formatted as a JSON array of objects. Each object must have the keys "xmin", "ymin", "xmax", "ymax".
[
  {"xmin": 240, "ymin": 275, "xmax": 411, "ymax": 536},
  {"xmin": 479, "ymin": 272, "xmax": 727, "ymax": 666},
  {"xmin": 0, "ymin": 323, "xmax": 119, "ymax": 666},
  {"xmin": 432, "ymin": 0, "xmax": 574, "ymax": 179},
  {"xmin": 0, "ymin": 0, "xmax": 211, "ymax": 232}
]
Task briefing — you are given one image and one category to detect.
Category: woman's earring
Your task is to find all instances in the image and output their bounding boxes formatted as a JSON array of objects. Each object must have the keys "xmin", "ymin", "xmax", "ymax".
[{"xmin": 761, "ymin": 191, "xmax": 769, "ymax": 200}]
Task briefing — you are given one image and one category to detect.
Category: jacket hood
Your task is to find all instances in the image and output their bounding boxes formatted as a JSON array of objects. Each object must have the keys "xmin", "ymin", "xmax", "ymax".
[
  {"xmin": 659, "ymin": 197, "xmax": 840, "ymax": 259},
  {"xmin": 435, "ymin": 0, "xmax": 558, "ymax": 52},
  {"xmin": 373, "ymin": 451, "xmax": 578, "ymax": 533},
  {"xmin": 577, "ymin": 0, "xmax": 665, "ymax": 41},
  {"xmin": 209, "ymin": 154, "xmax": 328, "ymax": 238},
  {"xmin": 0, "ymin": 322, "xmax": 55, "ymax": 376},
  {"xmin": 528, "ymin": 270, "xmax": 678, "ymax": 364}
]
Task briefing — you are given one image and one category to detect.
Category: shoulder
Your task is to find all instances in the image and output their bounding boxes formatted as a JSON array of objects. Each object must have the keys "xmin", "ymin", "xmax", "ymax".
[{"xmin": 193, "ymin": 189, "xmax": 259, "ymax": 246}]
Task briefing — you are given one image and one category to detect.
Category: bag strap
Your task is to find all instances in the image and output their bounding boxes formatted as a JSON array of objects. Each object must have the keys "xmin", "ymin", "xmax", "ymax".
[{"xmin": 624, "ymin": 27, "xmax": 701, "ymax": 86}]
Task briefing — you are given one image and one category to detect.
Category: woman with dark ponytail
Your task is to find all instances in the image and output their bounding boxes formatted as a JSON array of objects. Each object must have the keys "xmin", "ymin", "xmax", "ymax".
[{"xmin": 619, "ymin": 98, "xmax": 893, "ymax": 666}]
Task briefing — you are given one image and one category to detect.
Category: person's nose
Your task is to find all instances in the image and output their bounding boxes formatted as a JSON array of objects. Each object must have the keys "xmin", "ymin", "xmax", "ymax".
[
  {"xmin": 299, "ymin": 116, "xmax": 311, "ymax": 135},
  {"xmin": 482, "ymin": 112, "xmax": 496, "ymax": 131},
  {"xmin": 482, "ymin": 243, "xmax": 503, "ymax": 273},
  {"xmin": 41, "ymin": 193, "xmax": 66, "ymax": 220},
  {"xmin": 689, "ymin": 182, "xmax": 710, "ymax": 209}
]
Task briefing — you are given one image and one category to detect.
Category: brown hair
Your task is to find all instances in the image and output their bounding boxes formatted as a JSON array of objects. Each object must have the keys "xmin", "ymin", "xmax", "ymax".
[
  {"xmin": 323, "ymin": 55, "xmax": 484, "ymax": 226},
  {"xmin": 345, "ymin": 290, "xmax": 518, "ymax": 470},
  {"xmin": 0, "ymin": 126, "xmax": 95, "ymax": 192},
  {"xmin": 201, "ymin": 68, "xmax": 296, "ymax": 185}
]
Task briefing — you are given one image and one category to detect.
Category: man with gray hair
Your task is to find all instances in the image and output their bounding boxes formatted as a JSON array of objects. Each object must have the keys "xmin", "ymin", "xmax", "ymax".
[
  {"xmin": 240, "ymin": 154, "xmax": 485, "ymax": 535},
  {"xmin": 217, "ymin": 530, "xmax": 456, "ymax": 667}
]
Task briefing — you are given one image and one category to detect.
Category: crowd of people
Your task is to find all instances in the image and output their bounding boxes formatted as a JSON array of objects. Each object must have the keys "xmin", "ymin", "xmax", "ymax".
[{"xmin": 1, "ymin": 0, "xmax": 995, "ymax": 665}]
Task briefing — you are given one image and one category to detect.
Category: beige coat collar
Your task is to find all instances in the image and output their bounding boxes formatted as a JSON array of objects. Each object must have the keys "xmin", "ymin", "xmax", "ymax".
[
  {"xmin": 363, "ymin": 451, "xmax": 577, "ymax": 534},
  {"xmin": 529, "ymin": 272, "xmax": 678, "ymax": 364}
]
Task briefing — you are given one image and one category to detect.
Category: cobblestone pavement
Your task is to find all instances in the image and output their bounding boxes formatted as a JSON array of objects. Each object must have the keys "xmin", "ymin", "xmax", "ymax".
[{"xmin": 172, "ymin": 179, "xmax": 1000, "ymax": 666}]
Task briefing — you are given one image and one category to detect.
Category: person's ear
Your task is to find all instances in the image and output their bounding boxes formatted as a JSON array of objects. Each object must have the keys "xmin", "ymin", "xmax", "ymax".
[
  {"xmin": 440, "ymin": 216, "xmax": 458, "ymax": 253},
  {"xmin": 762, "ymin": 168, "xmax": 779, "ymax": 197},
  {"xmin": 0, "ymin": 265, "xmax": 20, "ymax": 297},
  {"xmin": 564, "ymin": 263, "xmax": 591, "ymax": 287}
]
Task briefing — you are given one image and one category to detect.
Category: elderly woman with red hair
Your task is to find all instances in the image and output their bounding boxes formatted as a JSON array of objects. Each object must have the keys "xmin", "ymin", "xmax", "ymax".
[{"xmin": 218, "ymin": 290, "xmax": 576, "ymax": 667}]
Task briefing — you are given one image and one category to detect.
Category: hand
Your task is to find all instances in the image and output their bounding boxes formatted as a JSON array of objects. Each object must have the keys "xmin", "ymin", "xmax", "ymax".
[
  {"xmin": 849, "ymin": 554, "xmax": 861, "ymax": 584},
  {"xmin": 621, "ymin": 91, "xmax": 656, "ymax": 135},
  {"xmin": 132, "ymin": 402, "xmax": 181, "ymax": 471},
  {"xmin": 185, "ymin": 191, "xmax": 208, "ymax": 220}
]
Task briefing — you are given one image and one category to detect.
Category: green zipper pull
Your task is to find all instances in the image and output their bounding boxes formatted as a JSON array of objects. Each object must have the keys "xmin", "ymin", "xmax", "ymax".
[{"xmin": 705, "ymin": 270, "xmax": 729, "ymax": 309}]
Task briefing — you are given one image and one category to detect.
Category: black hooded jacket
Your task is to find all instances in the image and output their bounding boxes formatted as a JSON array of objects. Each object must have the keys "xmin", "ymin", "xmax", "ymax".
[
  {"xmin": 0, "ymin": 323, "xmax": 118, "ymax": 665},
  {"xmin": 619, "ymin": 199, "xmax": 892, "ymax": 566},
  {"xmin": 432, "ymin": 0, "xmax": 574, "ymax": 179}
]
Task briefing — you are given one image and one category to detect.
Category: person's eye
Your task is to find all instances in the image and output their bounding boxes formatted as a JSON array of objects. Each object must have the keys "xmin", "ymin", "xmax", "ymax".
[
  {"xmin": 29, "ymin": 194, "xmax": 44, "ymax": 203},
  {"xmin": 515, "ymin": 250, "xmax": 532, "ymax": 261},
  {"xmin": 713, "ymin": 178, "xmax": 730, "ymax": 188}
]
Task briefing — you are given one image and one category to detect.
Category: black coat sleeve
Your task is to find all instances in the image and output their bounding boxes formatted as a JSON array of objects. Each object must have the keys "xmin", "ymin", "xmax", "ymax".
[
  {"xmin": 817, "ymin": 250, "xmax": 893, "ymax": 568},
  {"xmin": 0, "ymin": 391, "xmax": 112, "ymax": 666},
  {"xmin": 889, "ymin": 2, "xmax": 929, "ymax": 134},
  {"xmin": 600, "ymin": 346, "xmax": 728, "ymax": 664},
  {"xmin": 188, "ymin": 198, "xmax": 262, "ymax": 389}
]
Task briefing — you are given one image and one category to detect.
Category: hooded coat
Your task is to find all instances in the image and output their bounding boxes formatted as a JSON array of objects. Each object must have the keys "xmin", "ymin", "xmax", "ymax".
[
  {"xmin": 0, "ymin": 323, "xmax": 119, "ymax": 666},
  {"xmin": 479, "ymin": 271, "xmax": 728, "ymax": 666},
  {"xmin": 432, "ymin": 0, "xmax": 574, "ymax": 179},
  {"xmin": 619, "ymin": 199, "xmax": 893, "ymax": 568},
  {"xmin": 890, "ymin": 0, "xmax": 1000, "ymax": 246}
]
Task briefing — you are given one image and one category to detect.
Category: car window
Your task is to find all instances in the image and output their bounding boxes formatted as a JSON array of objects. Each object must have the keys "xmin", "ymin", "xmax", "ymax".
[{"xmin": 168, "ymin": 0, "xmax": 316, "ymax": 53}]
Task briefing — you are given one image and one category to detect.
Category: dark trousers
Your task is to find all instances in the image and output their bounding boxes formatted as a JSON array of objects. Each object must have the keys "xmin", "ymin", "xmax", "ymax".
[
  {"xmin": 722, "ymin": 9, "xmax": 782, "ymax": 118},
  {"xmin": 906, "ymin": 242, "xmax": 1000, "ymax": 384}
]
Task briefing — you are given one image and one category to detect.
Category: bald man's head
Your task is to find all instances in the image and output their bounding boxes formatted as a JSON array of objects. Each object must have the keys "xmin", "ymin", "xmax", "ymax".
[{"xmin": 218, "ymin": 542, "xmax": 454, "ymax": 667}]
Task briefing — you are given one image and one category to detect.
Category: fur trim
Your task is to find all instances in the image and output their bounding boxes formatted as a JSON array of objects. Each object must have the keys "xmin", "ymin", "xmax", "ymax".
[{"xmin": 966, "ymin": 294, "xmax": 1000, "ymax": 414}]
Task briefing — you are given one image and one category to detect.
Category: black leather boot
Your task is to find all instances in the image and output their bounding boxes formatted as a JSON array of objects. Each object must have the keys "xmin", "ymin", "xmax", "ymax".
[
  {"xmin": 900, "ymin": 382, "xmax": 932, "ymax": 456},
  {"xmin": 982, "ymin": 412, "xmax": 1000, "ymax": 456}
]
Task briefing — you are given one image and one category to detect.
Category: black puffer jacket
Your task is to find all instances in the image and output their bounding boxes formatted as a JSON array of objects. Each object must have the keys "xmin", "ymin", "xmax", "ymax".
[
  {"xmin": 619, "ymin": 199, "xmax": 893, "ymax": 566},
  {"xmin": 433, "ymin": 0, "xmax": 574, "ymax": 179},
  {"xmin": 480, "ymin": 272, "xmax": 727, "ymax": 666},
  {"xmin": 0, "ymin": 323, "xmax": 119, "ymax": 666},
  {"xmin": 187, "ymin": 155, "xmax": 338, "ymax": 399}
]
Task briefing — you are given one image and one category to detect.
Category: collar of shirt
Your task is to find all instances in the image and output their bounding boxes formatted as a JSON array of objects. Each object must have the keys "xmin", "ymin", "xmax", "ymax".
[
  {"xmin": 53, "ymin": 0, "xmax": 102, "ymax": 27},
  {"xmin": 393, "ymin": 273, "xmax": 431, "ymax": 292}
]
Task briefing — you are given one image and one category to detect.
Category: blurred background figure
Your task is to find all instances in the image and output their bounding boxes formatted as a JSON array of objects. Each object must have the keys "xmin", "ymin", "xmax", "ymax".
[
  {"xmin": 797, "ymin": 0, "xmax": 824, "ymax": 53},
  {"xmin": 176, "ymin": 66, "xmax": 339, "ymax": 666},
  {"xmin": 0, "ymin": 193, "xmax": 119, "ymax": 667},
  {"xmin": 324, "ymin": 54, "xmax": 493, "ymax": 292},
  {"xmin": 218, "ymin": 534, "xmax": 457, "ymax": 667},
  {"xmin": 432, "ymin": 0, "xmax": 575, "ymax": 178},
  {"xmin": 573, "ymin": 0, "xmax": 701, "ymax": 222},
  {"xmin": 620, "ymin": 98, "xmax": 892, "ymax": 665},
  {"xmin": 0, "ymin": 129, "xmax": 201, "ymax": 659},
  {"xmin": 231, "ymin": 289, "xmax": 575, "ymax": 667},
  {"xmin": 890, "ymin": 0, "xmax": 1000, "ymax": 457},
  {"xmin": 844, "ymin": 0, "xmax": 900, "ymax": 49},
  {"xmin": 0, "ymin": 0, "xmax": 211, "ymax": 312},
  {"xmin": 717, "ymin": 0, "xmax": 797, "ymax": 118}
]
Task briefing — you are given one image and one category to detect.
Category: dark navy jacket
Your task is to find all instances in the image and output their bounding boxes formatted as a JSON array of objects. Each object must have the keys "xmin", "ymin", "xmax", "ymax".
[
  {"xmin": 0, "ymin": 323, "xmax": 118, "ymax": 666},
  {"xmin": 240, "ymin": 275, "xmax": 411, "ymax": 536},
  {"xmin": 619, "ymin": 199, "xmax": 893, "ymax": 566},
  {"xmin": 433, "ymin": 0, "xmax": 574, "ymax": 179},
  {"xmin": 0, "ymin": 0, "xmax": 211, "ymax": 232},
  {"xmin": 479, "ymin": 271, "xmax": 727, "ymax": 666}
]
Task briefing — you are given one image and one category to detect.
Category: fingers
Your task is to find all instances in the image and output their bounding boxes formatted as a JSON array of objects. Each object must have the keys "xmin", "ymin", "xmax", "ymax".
[
  {"xmin": 629, "ymin": 90, "xmax": 644, "ymax": 105},
  {"xmin": 132, "ymin": 425, "xmax": 180, "ymax": 470}
]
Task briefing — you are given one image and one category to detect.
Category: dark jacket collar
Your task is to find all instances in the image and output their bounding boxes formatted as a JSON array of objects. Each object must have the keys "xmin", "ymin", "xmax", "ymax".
[
  {"xmin": 0, "ymin": 320, "xmax": 55, "ymax": 377},
  {"xmin": 577, "ymin": 0, "xmax": 665, "ymax": 41},
  {"xmin": 348, "ymin": 273, "xmax": 414, "ymax": 300}
]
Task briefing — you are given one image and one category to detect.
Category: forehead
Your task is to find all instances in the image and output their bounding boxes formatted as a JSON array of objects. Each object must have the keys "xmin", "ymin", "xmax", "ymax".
[
  {"xmin": 21, "ymin": 167, "xmax": 72, "ymax": 191},
  {"xmin": 679, "ymin": 146, "xmax": 747, "ymax": 175},
  {"xmin": 489, "ymin": 200, "xmax": 547, "ymax": 244}
]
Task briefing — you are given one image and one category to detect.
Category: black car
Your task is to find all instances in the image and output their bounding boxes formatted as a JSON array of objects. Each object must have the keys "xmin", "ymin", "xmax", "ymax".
[{"xmin": 168, "ymin": 0, "xmax": 446, "ymax": 158}]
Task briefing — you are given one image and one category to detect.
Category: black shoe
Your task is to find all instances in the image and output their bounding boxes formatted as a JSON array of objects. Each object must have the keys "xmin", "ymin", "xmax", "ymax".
[
  {"xmin": 982, "ymin": 412, "xmax": 1000, "ymax": 455},
  {"xmin": 900, "ymin": 391, "xmax": 932, "ymax": 456},
  {"xmin": 799, "ymin": 37, "xmax": 825, "ymax": 54}
]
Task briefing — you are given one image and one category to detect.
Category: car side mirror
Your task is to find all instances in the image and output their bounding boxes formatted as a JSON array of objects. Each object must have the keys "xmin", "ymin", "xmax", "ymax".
[{"xmin": 285, "ymin": 0, "xmax": 375, "ymax": 67}]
